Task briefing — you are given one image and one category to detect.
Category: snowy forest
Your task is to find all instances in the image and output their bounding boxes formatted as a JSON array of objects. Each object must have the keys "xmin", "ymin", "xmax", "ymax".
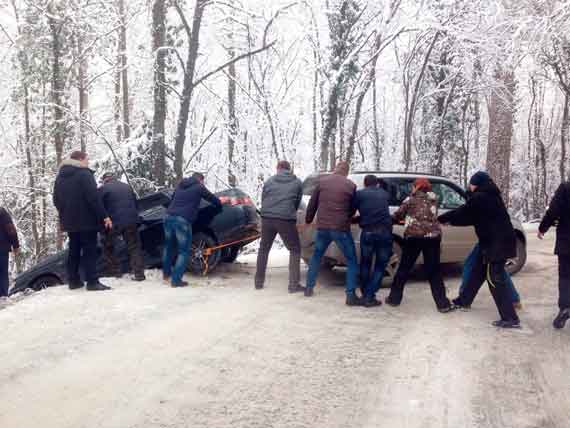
[{"xmin": 0, "ymin": 0, "xmax": 569, "ymax": 272}]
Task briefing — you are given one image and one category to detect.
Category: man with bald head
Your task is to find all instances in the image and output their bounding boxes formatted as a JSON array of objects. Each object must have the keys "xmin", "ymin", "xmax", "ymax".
[{"xmin": 305, "ymin": 161, "xmax": 361, "ymax": 305}]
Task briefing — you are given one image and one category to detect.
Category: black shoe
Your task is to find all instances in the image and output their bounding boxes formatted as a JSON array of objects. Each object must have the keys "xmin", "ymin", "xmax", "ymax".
[
  {"xmin": 492, "ymin": 319, "xmax": 521, "ymax": 329},
  {"xmin": 363, "ymin": 296, "xmax": 383, "ymax": 308},
  {"xmin": 68, "ymin": 281, "xmax": 84, "ymax": 290},
  {"xmin": 304, "ymin": 287, "xmax": 314, "ymax": 297},
  {"xmin": 385, "ymin": 296, "xmax": 400, "ymax": 307},
  {"xmin": 172, "ymin": 280, "xmax": 189, "ymax": 288},
  {"xmin": 132, "ymin": 275, "xmax": 146, "ymax": 282},
  {"xmin": 86, "ymin": 281, "xmax": 112, "ymax": 291},
  {"xmin": 288, "ymin": 285, "xmax": 305, "ymax": 294},
  {"xmin": 553, "ymin": 309, "xmax": 570, "ymax": 329},
  {"xmin": 452, "ymin": 297, "xmax": 471, "ymax": 311},
  {"xmin": 346, "ymin": 293, "xmax": 364, "ymax": 307},
  {"xmin": 438, "ymin": 304, "xmax": 458, "ymax": 314},
  {"xmin": 255, "ymin": 284, "xmax": 264, "ymax": 290}
]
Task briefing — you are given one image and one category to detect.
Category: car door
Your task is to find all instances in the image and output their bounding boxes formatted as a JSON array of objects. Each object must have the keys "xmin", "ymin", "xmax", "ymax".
[{"xmin": 431, "ymin": 181, "xmax": 477, "ymax": 263}]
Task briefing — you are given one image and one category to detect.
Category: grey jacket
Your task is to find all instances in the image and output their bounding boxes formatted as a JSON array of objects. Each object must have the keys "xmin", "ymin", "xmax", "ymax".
[{"xmin": 261, "ymin": 171, "xmax": 303, "ymax": 222}]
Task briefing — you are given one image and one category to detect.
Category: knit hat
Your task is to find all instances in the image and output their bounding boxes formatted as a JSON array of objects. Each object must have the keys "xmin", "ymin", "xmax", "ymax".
[
  {"xmin": 469, "ymin": 171, "xmax": 491, "ymax": 187},
  {"xmin": 414, "ymin": 177, "xmax": 432, "ymax": 193},
  {"xmin": 100, "ymin": 172, "xmax": 116, "ymax": 183}
]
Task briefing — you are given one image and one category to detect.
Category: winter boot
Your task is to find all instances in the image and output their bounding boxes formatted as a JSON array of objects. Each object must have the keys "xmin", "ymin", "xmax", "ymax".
[
  {"xmin": 346, "ymin": 293, "xmax": 364, "ymax": 307},
  {"xmin": 452, "ymin": 297, "xmax": 471, "ymax": 311},
  {"xmin": 385, "ymin": 295, "xmax": 400, "ymax": 307},
  {"xmin": 492, "ymin": 319, "xmax": 521, "ymax": 329},
  {"xmin": 363, "ymin": 296, "xmax": 383, "ymax": 308},
  {"xmin": 553, "ymin": 308, "xmax": 570, "ymax": 329},
  {"xmin": 132, "ymin": 274, "xmax": 146, "ymax": 282},
  {"xmin": 68, "ymin": 280, "xmax": 84, "ymax": 290},
  {"xmin": 86, "ymin": 281, "xmax": 112, "ymax": 291},
  {"xmin": 304, "ymin": 287, "xmax": 314, "ymax": 297},
  {"xmin": 438, "ymin": 304, "xmax": 458, "ymax": 314},
  {"xmin": 288, "ymin": 284, "xmax": 305, "ymax": 294},
  {"xmin": 172, "ymin": 280, "xmax": 189, "ymax": 288}
]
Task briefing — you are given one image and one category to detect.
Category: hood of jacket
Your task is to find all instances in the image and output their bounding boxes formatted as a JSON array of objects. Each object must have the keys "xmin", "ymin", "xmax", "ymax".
[
  {"xmin": 272, "ymin": 170, "xmax": 298, "ymax": 184},
  {"xmin": 475, "ymin": 180, "xmax": 501, "ymax": 197},
  {"xmin": 58, "ymin": 159, "xmax": 89, "ymax": 178},
  {"xmin": 179, "ymin": 177, "xmax": 200, "ymax": 189}
]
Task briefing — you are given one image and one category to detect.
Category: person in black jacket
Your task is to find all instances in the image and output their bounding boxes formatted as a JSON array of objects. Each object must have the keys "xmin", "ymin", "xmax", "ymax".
[
  {"xmin": 538, "ymin": 181, "xmax": 570, "ymax": 329},
  {"xmin": 0, "ymin": 207, "xmax": 19, "ymax": 297},
  {"xmin": 163, "ymin": 172, "xmax": 222, "ymax": 287},
  {"xmin": 438, "ymin": 171, "xmax": 520, "ymax": 328},
  {"xmin": 99, "ymin": 172, "xmax": 145, "ymax": 282},
  {"xmin": 353, "ymin": 175, "xmax": 393, "ymax": 307},
  {"xmin": 53, "ymin": 151, "xmax": 113, "ymax": 291}
]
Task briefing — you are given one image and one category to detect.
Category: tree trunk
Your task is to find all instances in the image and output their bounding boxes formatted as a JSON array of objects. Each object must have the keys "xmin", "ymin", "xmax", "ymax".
[
  {"xmin": 486, "ymin": 67, "xmax": 516, "ymax": 203},
  {"xmin": 151, "ymin": 0, "xmax": 167, "ymax": 186},
  {"xmin": 118, "ymin": 0, "xmax": 130, "ymax": 140},
  {"xmin": 227, "ymin": 43, "xmax": 237, "ymax": 185},
  {"xmin": 114, "ymin": 46, "xmax": 122, "ymax": 144},
  {"xmin": 48, "ymin": 11, "xmax": 64, "ymax": 168},
  {"xmin": 77, "ymin": 36, "xmax": 89, "ymax": 152},
  {"xmin": 174, "ymin": 0, "xmax": 207, "ymax": 182}
]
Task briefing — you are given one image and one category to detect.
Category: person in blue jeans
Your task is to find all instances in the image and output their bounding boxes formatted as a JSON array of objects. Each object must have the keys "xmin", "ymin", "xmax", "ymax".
[
  {"xmin": 163, "ymin": 172, "xmax": 222, "ymax": 287},
  {"xmin": 460, "ymin": 243, "xmax": 521, "ymax": 308},
  {"xmin": 353, "ymin": 175, "xmax": 393, "ymax": 307},
  {"xmin": 305, "ymin": 162, "xmax": 362, "ymax": 306}
]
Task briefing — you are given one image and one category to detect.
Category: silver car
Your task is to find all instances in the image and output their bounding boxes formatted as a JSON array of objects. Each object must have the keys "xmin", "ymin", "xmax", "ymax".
[{"xmin": 297, "ymin": 172, "xmax": 527, "ymax": 284}]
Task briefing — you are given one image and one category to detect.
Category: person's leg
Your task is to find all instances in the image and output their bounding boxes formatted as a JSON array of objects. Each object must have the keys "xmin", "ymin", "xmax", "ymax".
[
  {"xmin": 332, "ymin": 231, "xmax": 359, "ymax": 296},
  {"xmin": 124, "ymin": 225, "xmax": 146, "ymax": 280},
  {"xmin": 162, "ymin": 216, "xmax": 176, "ymax": 280},
  {"xmin": 387, "ymin": 238, "xmax": 421, "ymax": 305},
  {"xmin": 277, "ymin": 220, "xmax": 302, "ymax": 291},
  {"xmin": 359, "ymin": 231, "xmax": 374, "ymax": 296},
  {"xmin": 306, "ymin": 230, "xmax": 333, "ymax": 290},
  {"xmin": 171, "ymin": 217, "xmax": 192, "ymax": 286},
  {"xmin": 422, "ymin": 238, "xmax": 451, "ymax": 310},
  {"xmin": 504, "ymin": 272, "xmax": 520, "ymax": 304},
  {"xmin": 102, "ymin": 228, "xmax": 121, "ymax": 277},
  {"xmin": 457, "ymin": 250, "xmax": 486, "ymax": 307},
  {"xmin": 366, "ymin": 233, "xmax": 393, "ymax": 300},
  {"xmin": 67, "ymin": 232, "xmax": 82, "ymax": 287},
  {"xmin": 460, "ymin": 244, "xmax": 480, "ymax": 295},
  {"xmin": 0, "ymin": 252, "xmax": 8, "ymax": 297},
  {"xmin": 254, "ymin": 219, "xmax": 278, "ymax": 289},
  {"xmin": 487, "ymin": 261, "xmax": 519, "ymax": 322},
  {"xmin": 558, "ymin": 254, "xmax": 570, "ymax": 310},
  {"xmin": 81, "ymin": 231, "xmax": 100, "ymax": 286}
]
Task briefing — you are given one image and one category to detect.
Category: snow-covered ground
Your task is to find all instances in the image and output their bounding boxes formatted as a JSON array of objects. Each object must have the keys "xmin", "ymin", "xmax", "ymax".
[{"xmin": 1, "ymin": 234, "xmax": 569, "ymax": 428}]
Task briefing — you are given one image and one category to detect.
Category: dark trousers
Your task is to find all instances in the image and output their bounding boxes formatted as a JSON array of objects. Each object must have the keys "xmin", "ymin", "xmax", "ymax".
[
  {"xmin": 67, "ymin": 231, "xmax": 98, "ymax": 285},
  {"xmin": 360, "ymin": 230, "xmax": 393, "ymax": 299},
  {"xmin": 457, "ymin": 251, "xmax": 519, "ymax": 321},
  {"xmin": 255, "ymin": 218, "xmax": 301, "ymax": 289},
  {"xmin": 0, "ymin": 251, "xmax": 8, "ymax": 297},
  {"xmin": 103, "ymin": 224, "xmax": 145, "ymax": 278},
  {"xmin": 558, "ymin": 254, "xmax": 570, "ymax": 310},
  {"xmin": 388, "ymin": 237, "xmax": 451, "ymax": 310}
]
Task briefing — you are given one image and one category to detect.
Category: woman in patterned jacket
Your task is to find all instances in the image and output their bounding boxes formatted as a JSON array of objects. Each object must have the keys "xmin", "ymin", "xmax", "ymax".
[{"xmin": 386, "ymin": 178, "xmax": 455, "ymax": 313}]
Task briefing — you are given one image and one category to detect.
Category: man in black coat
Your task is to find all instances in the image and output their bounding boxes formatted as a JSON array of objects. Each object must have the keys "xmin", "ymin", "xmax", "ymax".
[
  {"xmin": 438, "ymin": 171, "xmax": 520, "ymax": 328},
  {"xmin": 99, "ymin": 172, "xmax": 145, "ymax": 282},
  {"xmin": 0, "ymin": 207, "xmax": 19, "ymax": 297},
  {"xmin": 53, "ymin": 151, "xmax": 113, "ymax": 291},
  {"xmin": 538, "ymin": 181, "xmax": 570, "ymax": 329}
]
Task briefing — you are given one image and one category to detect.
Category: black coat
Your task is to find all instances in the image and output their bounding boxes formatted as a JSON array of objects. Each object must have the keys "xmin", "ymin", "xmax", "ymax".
[
  {"xmin": 99, "ymin": 179, "xmax": 140, "ymax": 227},
  {"xmin": 0, "ymin": 208, "xmax": 19, "ymax": 253},
  {"xmin": 354, "ymin": 187, "xmax": 392, "ymax": 231},
  {"xmin": 438, "ymin": 181, "xmax": 516, "ymax": 262},
  {"xmin": 539, "ymin": 182, "xmax": 570, "ymax": 255},
  {"xmin": 167, "ymin": 177, "xmax": 222, "ymax": 224},
  {"xmin": 53, "ymin": 160, "xmax": 108, "ymax": 233}
]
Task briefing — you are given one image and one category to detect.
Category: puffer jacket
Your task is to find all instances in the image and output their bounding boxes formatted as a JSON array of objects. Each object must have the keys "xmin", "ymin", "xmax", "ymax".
[
  {"xmin": 260, "ymin": 171, "xmax": 303, "ymax": 222},
  {"xmin": 393, "ymin": 191, "xmax": 441, "ymax": 239},
  {"xmin": 167, "ymin": 177, "xmax": 222, "ymax": 224},
  {"xmin": 99, "ymin": 179, "xmax": 140, "ymax": 227}
]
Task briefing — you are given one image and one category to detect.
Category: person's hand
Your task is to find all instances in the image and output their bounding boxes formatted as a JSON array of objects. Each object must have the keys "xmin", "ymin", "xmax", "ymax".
[
  {"xmin": 537, "ymin": 231, "xmax": 544, "ymax": 240},
  {"xmin": 104, "ymin": 217, "xmax": 113, "ymax": 230}
]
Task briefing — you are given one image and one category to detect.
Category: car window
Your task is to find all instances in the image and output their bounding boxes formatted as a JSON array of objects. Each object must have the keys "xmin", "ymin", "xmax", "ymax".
[
  {"xmin": 432, "ymin": 182, "xmax": 466, "ymax": 210},
  {"xmin": 384, "ymin": 178, "xmax": 414, "ymax": 206}
]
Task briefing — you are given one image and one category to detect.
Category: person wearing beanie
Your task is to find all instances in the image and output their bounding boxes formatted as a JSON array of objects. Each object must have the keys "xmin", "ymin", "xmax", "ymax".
[
  {"xmin": 438, "ymin": 171, "xmax": 520, "ymax": 328},
  {"xmin": 385, "ymin": 177, "xmax": 455, "ymax": 313}
]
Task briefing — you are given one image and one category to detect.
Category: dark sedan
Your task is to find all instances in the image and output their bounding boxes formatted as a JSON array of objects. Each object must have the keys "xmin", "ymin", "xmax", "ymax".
[{"xmin": 10, "ymin": 187, "xmax": 260, "ymax": 295}]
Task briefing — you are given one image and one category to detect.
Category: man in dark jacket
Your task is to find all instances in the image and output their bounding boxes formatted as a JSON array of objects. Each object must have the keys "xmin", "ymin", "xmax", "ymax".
[
  {"xmin": 99, "ymin": 172, "xmax": 145, "ymax": 282},
  {"xmin": 305, "ymin": 161, "xmax": 360, "ymax": 305},
  {"xmin": 538, "ymin": 181, "xmax": 570, "ymax": 329},
  {"xmin": 0, "ymin": 208, "xmax": 19, "ymax": 297},
  {"xmin": 53, "ymin": 151, "xmax": 113, "ymax": 291},
  {"xmin": 438, "ymin": 171, "xmax": 520, "ymax": 328},
  {"xmin": 163, "ymin": 173, "xmax": 222, "ymax": 288},
  {"xmin": 255, "ymin": 161, "xmax": 304, "ymax": 293},
  {"xmin": 353, "ymin": 175, "xmax": 392, "ymax": 307}
]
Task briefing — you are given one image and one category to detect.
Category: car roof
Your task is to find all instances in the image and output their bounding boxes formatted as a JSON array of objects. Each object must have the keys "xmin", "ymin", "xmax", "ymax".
[{"xmin": 304, "ymin": 171, "xmax": 453, "ymax": 181}]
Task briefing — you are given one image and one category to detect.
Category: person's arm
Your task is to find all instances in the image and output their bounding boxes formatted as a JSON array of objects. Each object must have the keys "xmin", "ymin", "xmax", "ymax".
[
  {"xmin": 438, "ymin": 200, "xmax": 475, "ymax": 226},
  {"xmin": 305, "ymin": 185, "xmax": 320, "ymax": 224},
  {"xmin": 0, "ymin": 209, "xmax": 20, "ymax": 251},
  {"xmin": 201, "ymin": 186, "xmax": 223, "ymax": 211},
  {"xmin": 294, "ymin": 180, "xmax": 303, "ymax": 211},
  {"xmin": 81, "ymin": 172, "xmax": 111, "ymax": 227},
  {"xmin": 539, "ymin": 184, "xmax": 564, "ymax": 236},
  {"xmin": 392, "ymin": 197, "xmax": 410, "ymax": 224}
]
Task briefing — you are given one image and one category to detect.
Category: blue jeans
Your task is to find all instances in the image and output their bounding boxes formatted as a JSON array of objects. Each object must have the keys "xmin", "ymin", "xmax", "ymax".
[
  {"xmin": 306, "ymin": 229, "xmax": 358, "ymax": 295},
  {"xmin": 360, "ymin": 230, "xmax": 393, "ymax": 299},
  {"xmin": 163, "ymin": 215, "xmax": 193, "ymax": 285},
  {"xmin": 460, "ymin": 243, "xmax": 520, "ymax": 303}
]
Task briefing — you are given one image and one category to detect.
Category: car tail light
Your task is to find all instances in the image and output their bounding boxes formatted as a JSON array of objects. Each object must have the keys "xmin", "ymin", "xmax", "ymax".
[{"xmin": 219, "ymin": 196, "xmax": 254, "ymax": 206}]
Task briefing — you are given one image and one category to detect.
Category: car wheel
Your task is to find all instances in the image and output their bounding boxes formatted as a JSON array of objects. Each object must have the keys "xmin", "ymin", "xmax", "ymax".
[
  {"xmin": 188, "ymin": 232, "xmax": 221, "ymax": 275},
  {"xmin": 221, "ymin": 246, "xmax": 240, "ymax": 263},
  {"xmin": 30, "ymin": 275, "xmax": 61, "ymax": 291},
  {"xmin": 382, "ymin": 240, "xmax": 402, "ymax": 287},
  {"xmin": 506, "ymin": 236, "xmax": 527, "ymax": 276}
]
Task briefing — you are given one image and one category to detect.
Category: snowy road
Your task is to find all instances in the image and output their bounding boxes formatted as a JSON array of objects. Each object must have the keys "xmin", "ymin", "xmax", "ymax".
[{"xmin": 1, "ymin": 234, "xmax": 569, "ymax": 428}]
